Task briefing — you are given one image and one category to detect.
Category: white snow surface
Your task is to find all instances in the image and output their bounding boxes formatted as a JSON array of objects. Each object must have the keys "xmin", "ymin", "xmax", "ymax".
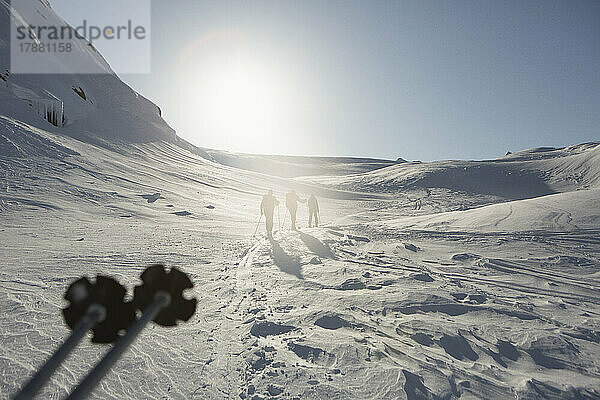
[
  {"xmin": 0, "ymin": 0, "xmax": 176, "ymax": 144},
  {"xmin": 202, "ymin": 149, "xmax": 401, "ymax": 178},
  {"xmin": 385, "ymin": 189, "xmax": 600, "ymax": 233},
  {"xmin": 1, "ymin": 116, "xmax": 599, "ymax": 399},
  {"xmin": 1, "ymin": 1, "xmax": 600, "ymax": 399},
  {"xmin": 302, "ymin": 143, "xmax": 600, "ymax": 198}
]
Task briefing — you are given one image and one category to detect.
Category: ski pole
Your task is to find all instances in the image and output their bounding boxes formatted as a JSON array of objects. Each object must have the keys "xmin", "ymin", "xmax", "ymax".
[
  {"xmin": 67, "ymin": 265, "xmax": 196, "ymax": 400},
  {"xmin": 14, "ymin": 276, "xmax": 133, "ymax": 400},
  {"xmin": 66, "ymin": 293, "xmax": 170, "ymax": 400},
  {"xmin": 277, "ymin": 205, "xmax": 281, "ymax": 231},
  {"xmin": 253, "ymin": 214, "xmax": 263, "ymax": 237},
  {"xmin": 14, "ymin": 305, "xmax": 105, "ymax": 400},
  {"xmin": 282, "ymin": 210, "xmax": 286, "ymax": 231}
]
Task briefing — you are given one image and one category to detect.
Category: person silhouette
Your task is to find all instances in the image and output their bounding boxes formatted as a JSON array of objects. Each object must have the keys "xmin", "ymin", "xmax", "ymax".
[
  {"xmin": 307, "ymin": 194, "xmax": 319, "ymax": 228},
  {"xmin": 285, "ymin": 190, "xmax": 306, "ymax": 230},
  {"xmin": 260, "ymin": 190, "xmax": 279, "ymax": 238}
]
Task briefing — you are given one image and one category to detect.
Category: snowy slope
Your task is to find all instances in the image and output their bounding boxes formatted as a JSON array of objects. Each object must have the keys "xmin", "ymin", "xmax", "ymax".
[
  {"xmin": 384, "ymin": 189, "xmax": 600, "ymax": 233},
  {"xmin": 0, "ymin": 1, "xmax": 599, "ymax": 399},
  {"xmin": 203, "ymin": 149, "xmax": 400, "ymax": 178},
  {"xmin": 303, "ymin": 143, "xmax": 600, "ymax": 200},
  {"xmin": 0, "ymin": 0, "xmax": 176, "ymax": 144},
  {"xmin": 1, "ymin": 120, "xmax": 599, "ymax": 399}
]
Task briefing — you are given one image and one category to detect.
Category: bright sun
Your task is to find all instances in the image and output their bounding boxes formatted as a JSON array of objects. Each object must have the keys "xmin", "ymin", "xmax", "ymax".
[{"xmin": 175, "ymin": 31, "xmax": 301, "ymax": 153}]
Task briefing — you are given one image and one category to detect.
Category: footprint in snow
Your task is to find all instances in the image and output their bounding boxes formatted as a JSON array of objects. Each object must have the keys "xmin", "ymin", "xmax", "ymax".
[
  {"xmin": 139, "ymin": 192, "xmax": 163, "ymax": 203},
  {"xmin": 171, "ymin": 210, "xmax": 192, "ymax": 216}
]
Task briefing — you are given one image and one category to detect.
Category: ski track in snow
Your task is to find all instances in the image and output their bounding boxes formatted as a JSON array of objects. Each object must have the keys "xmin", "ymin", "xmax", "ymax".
[
  {"xmin": 0, "ymin": 130, "xmax": 599, "ymax": 398},
  {"xmin": 2, "ymin": 2, "xmax": 598, "ymax": 397}
]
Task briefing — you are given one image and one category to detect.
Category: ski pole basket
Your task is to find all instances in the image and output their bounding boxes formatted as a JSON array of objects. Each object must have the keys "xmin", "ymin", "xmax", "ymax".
[{"xmin": 13, "ymin": 265, "xmax": 197, "ymax": 400}]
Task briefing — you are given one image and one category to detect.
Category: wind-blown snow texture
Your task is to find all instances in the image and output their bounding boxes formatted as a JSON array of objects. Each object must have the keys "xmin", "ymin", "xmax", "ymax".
[{"xmin": 1, "ymin": 1, "xmax": 600, "ymax": 399}]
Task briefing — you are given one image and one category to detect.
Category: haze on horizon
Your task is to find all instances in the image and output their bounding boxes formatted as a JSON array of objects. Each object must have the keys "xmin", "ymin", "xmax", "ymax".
[{"xmin": 53, "ymin": 0, "xmax": 600, "ymax": 161}]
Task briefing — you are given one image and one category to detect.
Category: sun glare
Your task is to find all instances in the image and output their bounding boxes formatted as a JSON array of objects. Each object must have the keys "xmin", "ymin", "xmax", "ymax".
[{"xmin": 176, "ymin": 31, "xmax": 300, "ymax": 153}]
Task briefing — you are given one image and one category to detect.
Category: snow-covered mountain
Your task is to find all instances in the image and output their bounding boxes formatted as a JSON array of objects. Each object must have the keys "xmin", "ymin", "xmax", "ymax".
[
  {"xmin": 1, "ymin": 1, "xmax": 599, "ymax": 399},
  {"xmin": 0, "ymin": 0, "xmax": 176, "ymax": 145},
  {"xmin": 303, "ymin": 142, "xmax": 600, "ymax": 198}
]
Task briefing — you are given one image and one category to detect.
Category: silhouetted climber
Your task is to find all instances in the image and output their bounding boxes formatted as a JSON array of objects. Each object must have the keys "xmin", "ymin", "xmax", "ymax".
[
  {"xmin": 260, "ymin": 190, "xmax": 279, "ymax": 238},
  {"xmin": 414, "ymin": 199, "xmax": 422, "ymax": 210},
  {"xmin": 285, "ymin": 190, "xmax": 306, "ymax": 230},
  {"xmin": 308, "ymin": 194, "xmax": 319, "ymax": 228}
]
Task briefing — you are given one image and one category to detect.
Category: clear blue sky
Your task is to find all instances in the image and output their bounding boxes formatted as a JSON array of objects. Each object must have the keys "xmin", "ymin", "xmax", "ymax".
[{"xmin": 57, "ymin": 0, "xmax": 600, "ymax": 161}]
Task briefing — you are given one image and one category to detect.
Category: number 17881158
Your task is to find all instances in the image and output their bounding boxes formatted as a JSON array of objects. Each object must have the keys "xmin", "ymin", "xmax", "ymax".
[{"xmin": 19, "ymin": 42, "xmax": 73, "ymax": 53}]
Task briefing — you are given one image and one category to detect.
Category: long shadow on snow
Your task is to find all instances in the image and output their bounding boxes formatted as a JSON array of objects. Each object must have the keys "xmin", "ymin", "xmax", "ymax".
[
  {"xmin": 299, "ymin": 232, "xmax": 338, "ymax": 260},
  {"xmin": 269, "ymin": 238, "xmax": 304, "ymax": 279}
]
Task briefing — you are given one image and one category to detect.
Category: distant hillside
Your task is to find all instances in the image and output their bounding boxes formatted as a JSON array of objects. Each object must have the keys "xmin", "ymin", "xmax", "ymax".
[
  {"xmin": 303, "ymin": 143, "xmax": 600, "ymax": 200},
  {"xmin": 203, "ymin": 149, "xmax": 401, "ymax": 178},
  {"xmin": 385, "ymin": 188, "xmax": 600, "ymax": 232}
]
